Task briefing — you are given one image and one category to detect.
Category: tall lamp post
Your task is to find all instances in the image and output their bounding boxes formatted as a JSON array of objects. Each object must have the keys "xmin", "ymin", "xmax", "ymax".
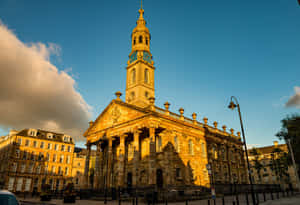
[{"xmin": 228, "ymin": 96, "xmax": 256, "ymax": 205}]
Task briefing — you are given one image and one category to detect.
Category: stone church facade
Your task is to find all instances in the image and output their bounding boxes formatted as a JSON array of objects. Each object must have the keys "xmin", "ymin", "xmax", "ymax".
[{"xmin": 83, "ymin": 6, "xmax": 247, "ymax": 190}]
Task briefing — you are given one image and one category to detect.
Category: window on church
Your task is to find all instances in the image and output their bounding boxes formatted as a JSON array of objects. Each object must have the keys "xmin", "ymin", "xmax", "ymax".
[
  {"xmin": 174, "ymin": 136, "xmax": 179, "ymax": 152},
  {"xmin": 131, "ymin": 92, "xmax": 135, "ymax": 100},
  {"xmin": 146, "ymin": 37, "xmax": 148, "ymax": 45},
  {"xmin": 131, "ymin": 69, "xmax": 136, "ymax": 84},
  {"xmin": 139, "ymin": 35, "xmax": 143, "ymax": 43},
  {"xmin": 188, "ymin": 139, "xmax": 194, "ymax": 155},
  {"xmin": 201, "ymin": 142, "xmax": 206, "ymax": 157},
  {"xmin": 133, "ymin": 37, "xmax": 136, "ymax": 45},
  {"xmin": 144, "ymin": 68, "xmax": 149, "ymax": 84},
  {"xmin": 157, "ymin": 136, "xmax": 162, "ymax": 152}
]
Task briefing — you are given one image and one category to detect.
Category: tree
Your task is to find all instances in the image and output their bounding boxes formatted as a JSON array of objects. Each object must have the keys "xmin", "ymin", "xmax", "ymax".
[
  {"xmin": 269, "ymin": 148, "xmax": 291, "ymax": 186},
  {"xmin": 276, "ymin": 114, "xmax": 300, "ymax": 176},
  {"xmin": 250, "ymin": 148, "xmax": 263, "ymax": 183}
]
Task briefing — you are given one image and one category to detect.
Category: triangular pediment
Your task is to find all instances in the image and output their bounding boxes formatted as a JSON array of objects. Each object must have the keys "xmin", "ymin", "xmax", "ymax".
[{"xmin": 84, "ymin": 100, "xmax": 148, "ymax": 136}]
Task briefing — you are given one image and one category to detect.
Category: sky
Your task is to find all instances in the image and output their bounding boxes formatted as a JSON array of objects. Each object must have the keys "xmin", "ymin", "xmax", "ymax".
[{"xmin": 0, "ymin": 0, "xmax": 300, "ymax": 148}]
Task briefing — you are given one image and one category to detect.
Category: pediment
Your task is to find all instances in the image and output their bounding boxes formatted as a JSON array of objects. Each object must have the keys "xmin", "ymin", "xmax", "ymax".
[{"xmin": 85, "ymin": 100, "xmax": 147, "ymax": 136}]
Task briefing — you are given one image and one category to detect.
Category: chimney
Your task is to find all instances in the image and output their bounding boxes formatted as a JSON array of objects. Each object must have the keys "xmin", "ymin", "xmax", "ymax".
[{"xmin": 273, "ymin": 141, "xmax": 278, "ymax": 147}]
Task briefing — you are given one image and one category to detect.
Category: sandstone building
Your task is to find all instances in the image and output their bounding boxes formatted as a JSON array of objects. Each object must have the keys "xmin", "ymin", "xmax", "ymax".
[
  {"xmin": 248, "ymin": 141, "xmax": 298, "ymax": 189},
  {"xmin": 0, "ymin": 129, "xmax": 75, "ymax": 192},
  {"xmin": 83, "ymin": 6, "xmax": 248, "ymax": 190}
]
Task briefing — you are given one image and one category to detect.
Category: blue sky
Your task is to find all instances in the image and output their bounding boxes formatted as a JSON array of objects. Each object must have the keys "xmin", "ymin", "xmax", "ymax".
[{"xmin": 0, "ymin": 0, "xmax": 300, "ymax": 147}]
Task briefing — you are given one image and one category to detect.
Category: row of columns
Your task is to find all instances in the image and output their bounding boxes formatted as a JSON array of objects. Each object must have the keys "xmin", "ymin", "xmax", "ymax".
[{"xmin": 84, "ymin": 127, "xmax": 157, "ymax": 189}]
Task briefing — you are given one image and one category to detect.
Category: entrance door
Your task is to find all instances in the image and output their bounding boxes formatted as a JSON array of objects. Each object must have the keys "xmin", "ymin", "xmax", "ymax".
[
  {"xmin": 156, "ymin": 169, "xmax": 163, "ymax": 188},
  {"xmin": 127, "ymin": 172, "xmax": 132, "ymax": 188}
]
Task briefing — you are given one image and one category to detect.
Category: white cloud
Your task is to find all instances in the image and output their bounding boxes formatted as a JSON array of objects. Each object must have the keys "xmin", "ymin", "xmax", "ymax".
[
  {"xmin": 0, "ymin": 22, "xmax": 92, "ymax": 141},
  {"xmin": 286, "ymin": 86, "xmax": 300, "ymax": 109}
]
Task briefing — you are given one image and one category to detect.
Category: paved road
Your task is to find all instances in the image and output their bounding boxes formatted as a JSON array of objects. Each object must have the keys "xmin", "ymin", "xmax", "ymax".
[{"xmin": 18, "ymin": 193, "xmax": 300, "ymax": 205}]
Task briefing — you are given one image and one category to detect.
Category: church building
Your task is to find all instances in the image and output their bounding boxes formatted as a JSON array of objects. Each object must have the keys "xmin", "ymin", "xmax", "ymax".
[{"xmin": 83, "ymin": 5, "xmax": 247, "ymax": 190}]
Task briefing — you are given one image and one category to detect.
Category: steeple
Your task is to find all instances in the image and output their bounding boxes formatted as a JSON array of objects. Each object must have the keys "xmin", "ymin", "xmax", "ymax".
[{"xmin": 125, "ymin": 4, "xmax": 155, "ymax": 108}]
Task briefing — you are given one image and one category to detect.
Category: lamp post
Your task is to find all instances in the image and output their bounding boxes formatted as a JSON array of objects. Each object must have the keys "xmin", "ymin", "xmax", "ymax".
[{"xmin": 228, "ymin": 96, "xmax": 256, "ymax": 205}]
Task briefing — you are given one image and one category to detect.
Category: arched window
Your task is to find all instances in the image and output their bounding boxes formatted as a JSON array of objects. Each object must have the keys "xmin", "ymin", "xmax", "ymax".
[
  {"xmin": 157, "ymin": 136, "xmax": 162, "ymax": 152},
  {"xmin": 174, "ymin": 136, "xmax": 179, "ymax": 152},
  {"xmin": 188, "ymin": 140, "xmax": 194, "ymax": 155},
  {"xmin": 133, "ymin": 37, "xmax": 136, "ymax": 45},
  {"xmin": 201, "ymin": 142, "xmax": 206, "ymax": 157},
  {"xmin": 146, "ymin": 38, "xmax": 148, "ymax": 45},
  {"xmin": 144, "ymin": 68, "xmax": 149, "ymax": 84},
  {"xmin": 139, "ymin": 35, "xmax": 143, "ymax": 43},
  {"xmin": 131, "ymin": 69, "xmax": 136, "ymax": 84}
]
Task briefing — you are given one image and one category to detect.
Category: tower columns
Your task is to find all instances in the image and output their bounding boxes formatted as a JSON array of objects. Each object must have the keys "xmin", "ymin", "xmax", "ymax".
[
  {"xmin": 118, "ymin": 134, "xmax": 126, "ymax": 187},
  {"xmin": 133, "ymin": 130, "xmax": 141, "ymax": 186},
  {"xmin": 84, "ymin": 143, "xmax": 91, "ymax": 188}
]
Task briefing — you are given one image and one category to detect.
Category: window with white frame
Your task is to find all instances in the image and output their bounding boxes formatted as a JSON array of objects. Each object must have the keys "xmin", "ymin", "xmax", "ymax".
[
  {"xmin": 60, "ymin": 155, "xmax": 64, "ymax": 163},
  {"xmin": 66, "ymin": 155, "xmax": 70, "ymax": 164},
  {"xmin": 15, "ymin": 150, "xmax": 20, "ymax": 158},
  {"xmin": 40, "ymin": 142, "xmax": 44, "ymax": 148},
  {"xmin": 16, "ymin": 178, "xmax": 23, "ymax": 191},
  {"xmin": 33, "ymin": 141, "xmax": 37, "ymax": 148},
  {"xmin": 58, "ymin": 166, "xmax": 62, "ymax": 175},
  {"xmin": 53, "ymin": 154, "xmax": 57, "ymax": 162},
  {"xmin": 65, "ymin": 167, "xmax": 69, "ymax": 176},
  {"xmin": 51, "ymin": 166, "xmax": 55, "ymax": 174},
  {"xmin": 24, "ymin": 178, "xmax": 32, "ymax": 191},
  {"xmin": 55, "ymin": 144, "xmax": 59, "ymax": 151},
  {"xmin": 28, "ymin": 163, "xmax": 34, "ymax": 173},
  {"xmin": 8, "ymin": 177, "xmax": 15, "ymax": 191},
  {"xmin": 12, "ymin": 163, "xmax": 17, "ymax": 172},
  {"xmin": 25, "ymin": 139, "xmax": 30, "ymax": 146},
  {"xmin": 61, "ymin": 145, "xmax": 65, "ymax": 151},
  {"xmin": 20, "ymin": 164, "xmax": 26, "ymax": 173},
  {"xmin": 36, "ymin": 165, "xmax": 41, "ymax": 174},
  {"xmin": 48, "ymin": 143, "xmax": 52, "ymax": 150}
]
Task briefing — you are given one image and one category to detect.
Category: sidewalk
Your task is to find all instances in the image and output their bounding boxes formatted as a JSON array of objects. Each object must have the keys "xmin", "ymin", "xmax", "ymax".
[{"xmin": 259, "ymin": 193, "xmax": 300, "ymax": 205}]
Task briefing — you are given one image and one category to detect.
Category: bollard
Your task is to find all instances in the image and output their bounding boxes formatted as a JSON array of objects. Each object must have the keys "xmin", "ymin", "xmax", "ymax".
[
  {"xmin": 222, "ymin": 196, "xmax": 225, "ymax": 205},
  {"xmin": 271, "ymin": 191, "xmax": 273, "ymax": 200},
  {"xmin": 255, "ymin": 192, "xmax": 259, "ymax": 204},
  {"xmin": 236, "ymin": 194, "xmax": 239, "ymax": 205},
  {"xmin": 245, "ymin": 193, "xmax": 249, "ymax": 205}
]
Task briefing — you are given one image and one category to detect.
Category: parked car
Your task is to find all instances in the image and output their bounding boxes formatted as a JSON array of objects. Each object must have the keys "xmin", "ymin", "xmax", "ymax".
[{"xmin": 0, "ymin": 190, "xmax": 20, "ymax": 205}]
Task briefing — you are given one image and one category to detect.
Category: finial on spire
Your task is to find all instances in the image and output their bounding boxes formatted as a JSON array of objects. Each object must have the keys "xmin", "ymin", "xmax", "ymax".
[{"xmin": 141, "ymin": 0, "xmax": 143, "ymax": 10}]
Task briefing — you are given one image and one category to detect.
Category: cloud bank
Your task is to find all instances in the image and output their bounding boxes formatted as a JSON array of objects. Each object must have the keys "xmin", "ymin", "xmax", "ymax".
[
  {"xmin": 286, "ymin": 86, "xmax": 300, "ymax": 109},
  {"xmin": 0, "ymin": 22, "xmax": 91, "ymax": 141}
]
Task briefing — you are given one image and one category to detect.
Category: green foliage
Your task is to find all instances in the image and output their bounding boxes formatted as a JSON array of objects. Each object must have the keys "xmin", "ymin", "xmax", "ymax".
[
  {"xmin": 250, "ymin": 148, "xmax": 264, "ymax": 182},
  {"xmin": 276, "ymin": 114, "xmax": 300, "ymax": 175},
  {"xmin": 269, "ymin": 148, "xmax": 291, "ymax": 184}
]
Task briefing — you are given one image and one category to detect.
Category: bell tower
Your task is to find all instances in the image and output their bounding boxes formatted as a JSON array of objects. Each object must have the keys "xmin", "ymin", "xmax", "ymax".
[{"xmin": 125, "ymin": 5, "xmax": 155, "ymax": 107}]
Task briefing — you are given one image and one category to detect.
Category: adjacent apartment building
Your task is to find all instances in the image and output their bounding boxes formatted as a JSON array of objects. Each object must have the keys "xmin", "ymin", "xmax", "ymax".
[
  {"xmin": 248, "ymin": 141, "xmax": 297, "ymax": 190},
  {"xmin": 0, "ymin": 129, "xmax": 75, "ymax": 192}
]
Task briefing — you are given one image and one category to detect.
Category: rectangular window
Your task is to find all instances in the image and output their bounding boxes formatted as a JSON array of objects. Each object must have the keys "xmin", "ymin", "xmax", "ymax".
[
  {"xmin": 55, "ymin": 144, "xmax": 59, "ymax": 151},
  {"xmin": 40, "ymin": 142, "xmax": 44, "ymax": 148},
  {"xmin": 12, "ymin": 163, "xmax": 17, "ymax": 172},
  {"xmin": 51, "ymin": 166, "xmax": 55, "ymax": 174},
  {"xmin": 53, "ymin": 154, "xmax": 56, "ymax": 162},
  {"xmin": 25, "ymin": 139, "xmax": 30, "ymax": 146},
  {"xmin": 68, "ymin": 146, "xmax": 71, "ymax": 152},
  {"xmin": 22, "ymin": 152, "xmax": 27, "ymax": 160},
  {"xmin": 60, "ymin": 155, "xmax": 64, "ymax": 163},
  {"xmin": 24, "ymin": 178, "xmax": 32, "ymax": 191},
  {"xmin": 65, "ymin": 167, "xmax": 68, "ymax": 176},
  {"xmin": 58, "ymin": 166, "xmax": 62, "ymax": 175},
  {"xmin": 33, "ymin": 141, "xmax": 37, "ymax": 148},
  {"xmin": 61, "ymin": 145, "xmax": 65, "ymax": 152},
  {"xmin": 8, "ymin": 177, "xmax": 15, "ymax": 191},
  {"xmin": 48, "ymin": 143, "xmax": 52, "ymax": 150},
  {"xmin": 44, "ymin": 165, "xmax": 48, "ymax": 174},
  {"xmin": 66, "ymin": 156, "xmax": 70, "ymax": 164},
  {"xmin": 16, "ymin": 178, "xmax": 23, "ymax": 191},
  {"xmin": 28, "ymin": 163, "xmax": 34, "ymax": 173},
  {"xmin": 17, "ymin": 138, "xmax": 22, "ymax": 145},
  {"xmin": 20, "ymin": 164, "xmax": 26, "ymax": 173},
  {"xmin": 36, "ymin": 165, "xmax": 41, "ymax": 174},
  {"xmin": 15, "ymin": 150, "xmax": 20, "ymax": 158}
]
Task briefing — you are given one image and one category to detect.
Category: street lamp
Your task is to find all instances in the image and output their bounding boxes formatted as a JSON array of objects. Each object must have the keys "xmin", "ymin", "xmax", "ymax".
[{"xmin": 228, "ymin": 96, "xmax": 256, "ymax": 205}]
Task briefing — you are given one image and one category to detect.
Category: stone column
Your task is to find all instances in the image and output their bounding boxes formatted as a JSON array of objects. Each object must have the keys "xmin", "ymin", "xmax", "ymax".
[
  {"xmin": 133, "ymin": 130, "xmax": 141, "ymax": 187},
  {"xmin": 148, "ymin": 126, "xmax": 156, "ymax": 185},
  {"xmin": 118, "ymin": 134, "xmax": 126, "ymax": 187},
  {"xmin": 107, "ymin": 138, "xmax": 113, "ymax": 188},
  {"xmin": 84, "ymin": 144, "xmax": 91, "ymax": 188},
  {"xmin": 94, "ymin": 142, "xmax": 101, "ymax": 189}
]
